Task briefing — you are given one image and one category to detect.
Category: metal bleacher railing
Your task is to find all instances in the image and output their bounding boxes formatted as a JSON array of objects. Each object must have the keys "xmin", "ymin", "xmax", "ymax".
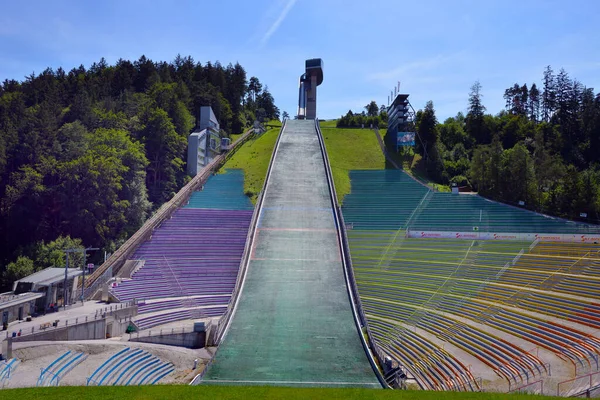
[
  {"xmin": 37, "ymin": 351, "xmax": 87, "ymax": 386},
  {"xmin": 84, "ymin": 128, "xmax": 256, "ymax": 297},
  {"xmin": 315, "ymin": 119, "xmax": 388, "ymax": 388},
  {"xmin": 0, "ymin": 358, "xmax": 19, "ymax": 387},
  {"xmin": 87, "ymin": 347, "xmax": 173, "ymax": 386}
]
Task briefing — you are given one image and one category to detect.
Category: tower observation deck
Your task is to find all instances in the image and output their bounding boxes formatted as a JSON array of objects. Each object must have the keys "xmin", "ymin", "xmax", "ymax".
[{"xmin": 297, "ymin": 58, "xmax": 323, "ymax": 120}]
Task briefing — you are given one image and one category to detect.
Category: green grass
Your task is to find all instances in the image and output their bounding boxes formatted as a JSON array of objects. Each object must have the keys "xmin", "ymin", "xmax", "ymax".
[
  {"xmin": 229, "ymin": 133, "xmax": 243, "ymax": 143},
  {"xmin": 0, "ymin": 385, "xmax": 562, "ymax": 400},
  {"xmin": 319, "ymin": 119, "xmax": 338, "ymax": 128},
  {"xmin": 321, "ymin": 125, "xmax": 385, "ymax": 203},
  {"xmin": 220, "ymin": 127, "xmax": 280, "ymax": 203},
  {"xmin": 266, "ymin": 119, "xmax": 282, "ymax": 127},
  {"xmin": 384, "ymin": 141, "xmax": 451, "ymax": 192}
]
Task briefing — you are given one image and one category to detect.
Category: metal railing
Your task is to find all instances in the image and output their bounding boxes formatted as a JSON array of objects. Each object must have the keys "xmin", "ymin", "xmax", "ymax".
[
  {"xmin": 3, "ymin": 301, "xmax": 135, "ymax": 340},
  {"xmin": 83, "ymin": 266, "xmax": 112, "ymax": 299},
  {"xmin": 509, "ymin": 379, "xmax": 544, "ymax": 395},
  {"xmin": 129, "ymin": 326, "xmax": 194, "ymax": 340},
  {"xmin": 84, "ymin": 128, "xmax": 256, "ymax": 291},
  {"xmin": 558, "ymin": 370, "xmax": 600, "ymax": 397}
]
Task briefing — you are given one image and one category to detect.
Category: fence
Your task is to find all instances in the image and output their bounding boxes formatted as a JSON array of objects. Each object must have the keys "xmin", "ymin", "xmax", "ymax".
[
  {"xmin": 84, "ymin": 128, "xmax": 255, "ymax": 293},
  {"xmin": 509, "ymin": 379, "xmax": 544, "ymax": 395},
  {"xmin": 83, "ymin": 266, "xmax": 112, "ymax": 299},
  {"xmin": 128, "ymin": 326, "xmax": 194, "ymax": 340},
  {"xmin": 558, "ymin": 370, "xmax": 600, "ymax": 397}
]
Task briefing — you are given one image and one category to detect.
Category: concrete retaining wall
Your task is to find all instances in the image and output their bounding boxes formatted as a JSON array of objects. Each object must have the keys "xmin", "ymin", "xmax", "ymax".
[
  {"xmin": 130, "ymin": 331, "xmax": 206, "ymax": 349},
  {"xmin": 11, "ymin": 319, "xmax": 106, "ymax": 342}
]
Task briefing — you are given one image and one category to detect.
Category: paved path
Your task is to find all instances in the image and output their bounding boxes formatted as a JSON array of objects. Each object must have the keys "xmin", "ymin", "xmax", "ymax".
[{"xmin": 203, "ymin": 120, "xmax": 379, "ymax": 387}]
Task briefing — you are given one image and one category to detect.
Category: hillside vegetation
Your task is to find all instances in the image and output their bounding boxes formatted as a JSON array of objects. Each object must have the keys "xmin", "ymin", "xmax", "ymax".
[
  {"xmin": 404, "ymin": 67, "xmax": 600, "ymax": 224},
  {"xmin": 0, "ymin": 56, "xmax": 280, "ymax": 290},
  {"xmin": 221, "ymin": 127, "xmax": 280, "ymax": 203},
  {"xmin": 320, "ymin": 125, "xmax": 385, "ymax": 203},
  {"xmin": 0, "ymin": 385, "xmax": 562, "ymax": 400}
]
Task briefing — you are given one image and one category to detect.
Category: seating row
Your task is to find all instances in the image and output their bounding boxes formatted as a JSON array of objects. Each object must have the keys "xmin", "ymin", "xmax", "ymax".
[{"xmin": 87, "ymin": 347, "xmax": 173, "ymax": 386}]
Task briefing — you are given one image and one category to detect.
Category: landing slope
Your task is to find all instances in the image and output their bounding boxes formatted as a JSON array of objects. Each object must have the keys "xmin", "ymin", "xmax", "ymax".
[{"xmin": 203, "ymin": 120, "xmax": 379, "ymax": 387}]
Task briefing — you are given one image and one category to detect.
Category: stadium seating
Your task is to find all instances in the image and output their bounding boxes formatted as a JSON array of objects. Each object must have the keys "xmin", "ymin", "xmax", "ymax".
[
  {"xmin": 109, "ymin": 169, "xmax": 254, "ymax": 329},
  {"xmin": 0, "ymin": 358, "xmax": 19, "ymax": 386},
  {"xmin": 342, "ymin": 168, "xmax": 600, "ymax": 389},
  {"xmin": 185, "ymin": 169, "xmax": 253, "ymax": 210},
  {"xmin": 342, "ymin": 170, "xmax": 429, "ymax": 230},
  {"xmin": 134, "ymin": 306, "xmax": 226, "ymax": 330},
  {"xmin": 87, "ymin": 348, "xmax": 173, "ymax": 386},
  {"xmin": 410, "ymin": 193, "xmax": 600, "ymax": 233},
  {"xmin": 37, "ymin": 351, "xmax": 87, "ymax": 386},
  {"xmin": 110, "ymin": 208, "xmax": 252, "ymax": 302},
  {"xmin": 342, "ymin": 169, "xmax": 599, "ymax": 234}
]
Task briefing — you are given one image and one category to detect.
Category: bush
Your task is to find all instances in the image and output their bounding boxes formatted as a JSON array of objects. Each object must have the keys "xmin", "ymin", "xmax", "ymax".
[{"xmin": 450, "ymin": 175, "xmax": 470, "ymax": 186}]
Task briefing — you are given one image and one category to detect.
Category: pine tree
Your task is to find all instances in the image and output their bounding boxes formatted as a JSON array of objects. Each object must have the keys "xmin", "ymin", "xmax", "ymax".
[
  {"xmin": 529, "ymin": 83, "xmax": 540, "ymax": 122},
  {"xmin": 542, "ymin": 66, "xmax": 556, "ymax": 122},
  {"xmin": 466, "ymin": 81, "xmax": 488, "ymax": 143}
]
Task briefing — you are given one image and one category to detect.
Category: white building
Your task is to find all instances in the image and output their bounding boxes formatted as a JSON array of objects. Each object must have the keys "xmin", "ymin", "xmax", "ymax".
[{"xmin": 187, "ymin": 106, "xmax": 222, "ymax": 176}]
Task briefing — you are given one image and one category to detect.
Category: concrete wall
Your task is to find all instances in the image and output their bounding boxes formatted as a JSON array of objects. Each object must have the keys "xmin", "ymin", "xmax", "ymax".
[
  {"xmin": 1, "ymin": 301, "xmax": 34, "ymax": 325},
  {"xmin": 187, "ymin": 131, "xmax": 204, "ymax": 176},
  {"xmin": 306, "ymin": 74, "xmax": 318, "ymax": 119},
  {"xmin": 130, "ymin": 331, "xmax": 206, "ymax": 349},
  {"xmin": 11, "ymin": 318, "xmax": 106, "ymax": 342},
  {"xmin": 199, "ymin": 106, "xmax": 219, "ymax": 131}
]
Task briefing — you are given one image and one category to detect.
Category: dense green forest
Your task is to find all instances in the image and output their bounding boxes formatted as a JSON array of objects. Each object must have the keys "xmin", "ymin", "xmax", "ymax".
[
  {"xmin": 0, "ymin": 55, "xmax": 279, "ymax": 289},
  {"xmin": 410, "ymin": 66, "xmax": 600, "ymax": 223}
]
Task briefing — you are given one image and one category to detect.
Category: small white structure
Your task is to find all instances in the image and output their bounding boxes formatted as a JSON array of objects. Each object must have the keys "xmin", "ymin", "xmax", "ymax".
[
  {"xmin": 187, "ymin": 106, "xmax": 222, "ymax": 176},
  {"xmin": 11, "ymin": 267, "xmax": 83, "ymax": 314}
]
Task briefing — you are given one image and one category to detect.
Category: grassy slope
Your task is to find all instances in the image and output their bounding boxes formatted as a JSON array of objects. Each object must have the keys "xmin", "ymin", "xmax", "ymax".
[
  {"xmin": 319, "ymin": 119, "xmax": 338, "ymax": 128},
  {"xmin": 220, "ymin": 127, "xmax": 280, "ymax": 203},
  {"xmin": 321, "ymin": 125, "xmax": 385, "ymax": 203},
  {"xmin": 378, "ymin": 128, "xmax": 451, "ymax": 192},
  {"xmin": 0, "ymin": 386, "xmax": 561, "ymax": 400}
]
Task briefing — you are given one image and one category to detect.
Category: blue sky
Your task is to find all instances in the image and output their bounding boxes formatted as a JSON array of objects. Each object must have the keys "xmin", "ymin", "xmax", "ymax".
[{"xmin": 1, "ymin": 0, "xmax": 599, "ymax": 121}]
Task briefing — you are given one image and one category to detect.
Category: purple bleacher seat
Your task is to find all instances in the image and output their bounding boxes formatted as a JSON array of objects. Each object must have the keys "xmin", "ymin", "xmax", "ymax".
[{"xmin": 111, "ymin": 208, "xmax": 252, "ymax": 303}]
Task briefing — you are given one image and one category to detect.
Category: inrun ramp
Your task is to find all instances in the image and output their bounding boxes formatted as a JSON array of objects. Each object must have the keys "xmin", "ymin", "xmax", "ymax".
[{"xmin": 203, "ymin": 120, "xmax": 380, "ymax": 387}]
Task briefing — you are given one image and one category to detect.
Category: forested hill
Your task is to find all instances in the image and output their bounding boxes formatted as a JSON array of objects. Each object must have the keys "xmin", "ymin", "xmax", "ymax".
[
  {"xmin": 0, "ymin": 55, "xmax": 279, "ymax": 289},
  {"xmin": 410, "ymin": 66, "xmax": 600, "ymax": 224}
]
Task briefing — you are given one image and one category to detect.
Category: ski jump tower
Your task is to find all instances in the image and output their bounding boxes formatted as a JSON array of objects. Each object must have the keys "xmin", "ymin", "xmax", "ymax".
[{"xmin": 297, "ymin": 58, "xmax": 323, "ymax": 120}]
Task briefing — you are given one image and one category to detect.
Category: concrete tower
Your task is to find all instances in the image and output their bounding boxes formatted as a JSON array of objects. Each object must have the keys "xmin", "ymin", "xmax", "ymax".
[{"xmin": 297, "ymin": 59, "xmax": 323, "ymax": 120}]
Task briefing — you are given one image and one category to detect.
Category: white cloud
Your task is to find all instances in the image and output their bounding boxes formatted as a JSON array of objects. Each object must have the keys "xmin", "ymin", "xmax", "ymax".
[{"xmin": 260, "ymin": 0, "xmax": 298, "ymax": 46}]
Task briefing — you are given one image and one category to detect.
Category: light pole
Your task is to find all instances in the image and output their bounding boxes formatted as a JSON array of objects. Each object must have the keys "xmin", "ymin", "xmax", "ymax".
[
  {"xmin": 81, "ymin": 247, "xmax": 99, "ymax": 304},
  {"xmin": 63, "ymin": 247, "xmax": 98, "ymax": 308},
  {"xmin": 63, "ymin": 249, "xmax": 77, "ymax": 310}
]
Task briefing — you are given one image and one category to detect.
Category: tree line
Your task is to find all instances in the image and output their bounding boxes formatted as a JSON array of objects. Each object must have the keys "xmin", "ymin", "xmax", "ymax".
[
  {"xmin": 411, "ymin": 66, "xmax": 600, "ymax": 223},
  {"xmin": 336, "ymin": 100, "xmax": 388, "ymax": 128},
  {"xmin": 0, "ymin": 55, "xmax": 279, "ymax": 289}
]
